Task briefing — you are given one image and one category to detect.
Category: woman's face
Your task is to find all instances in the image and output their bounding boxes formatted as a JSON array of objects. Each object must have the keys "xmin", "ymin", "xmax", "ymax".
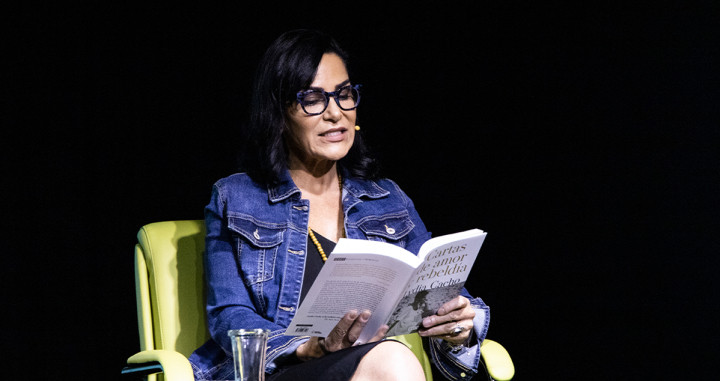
[{"xmin": 285, "ymin": 53, "xmax": 356, "ymax": 170}]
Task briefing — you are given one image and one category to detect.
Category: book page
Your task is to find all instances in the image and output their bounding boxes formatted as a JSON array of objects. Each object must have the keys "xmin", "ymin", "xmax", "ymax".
[
  {"xmin": 286, "ymin": 249, "xmax": 415, "ymax": 344},
  {"xmin": 385, "ymin": 229, "xmax": 487, "ymax": 336},
  {"xmin": 326, "ymin": 238, "xmax": 422, "ymax": 267}
]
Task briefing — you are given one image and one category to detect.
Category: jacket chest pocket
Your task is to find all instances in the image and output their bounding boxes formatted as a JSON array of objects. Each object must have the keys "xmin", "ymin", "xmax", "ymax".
[
  {"xmin": 356, "ymin": 210, "xmax": 415, "ymax": 248},
  {"xmin": 228, "ymin": 214, "xmax": 285, "ymax": 285}
]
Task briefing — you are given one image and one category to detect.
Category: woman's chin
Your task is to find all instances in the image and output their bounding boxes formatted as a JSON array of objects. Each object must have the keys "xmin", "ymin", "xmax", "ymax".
[{"xmin": 317, "ymin": 146, "xmax": 352, "ymax": 162}]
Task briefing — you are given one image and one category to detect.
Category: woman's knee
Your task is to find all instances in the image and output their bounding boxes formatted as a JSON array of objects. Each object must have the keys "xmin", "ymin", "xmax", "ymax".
[{"xmin": 351, "ymin": 341, "xmax": 425, "ymax": 381}]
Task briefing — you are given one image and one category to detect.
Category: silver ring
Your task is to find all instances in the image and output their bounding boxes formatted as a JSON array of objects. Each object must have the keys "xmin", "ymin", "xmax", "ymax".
[{"xmin": 450, "ymin": 324, "xmax": 464, "ymax": 336}]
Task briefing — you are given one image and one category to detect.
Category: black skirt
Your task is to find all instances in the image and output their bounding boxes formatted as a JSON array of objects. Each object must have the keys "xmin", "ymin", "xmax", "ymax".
[{"xmin": 267, "ymin": 340, "xmax": 388, "ymax": 381}]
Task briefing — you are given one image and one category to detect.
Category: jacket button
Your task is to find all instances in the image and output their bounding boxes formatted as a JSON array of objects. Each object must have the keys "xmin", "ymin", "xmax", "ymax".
[
  {"xmin": 253, "ymin": 229, "xmax": 260, "ymax": 240},
  {"xmin": 385, "ymin": 225, "xmax": 396, "ymax": 235}
]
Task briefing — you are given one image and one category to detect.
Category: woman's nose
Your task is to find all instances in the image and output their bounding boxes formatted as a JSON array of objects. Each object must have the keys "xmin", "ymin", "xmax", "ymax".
[{"xmin": 322, "ymin": 97, "xmax": 343, "ymax": 120}]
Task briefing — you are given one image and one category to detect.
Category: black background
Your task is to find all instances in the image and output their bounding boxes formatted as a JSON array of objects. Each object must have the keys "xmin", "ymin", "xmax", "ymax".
[{"xmin": 5, "ymin": 1, "xmax": 719, "ymax": 379}]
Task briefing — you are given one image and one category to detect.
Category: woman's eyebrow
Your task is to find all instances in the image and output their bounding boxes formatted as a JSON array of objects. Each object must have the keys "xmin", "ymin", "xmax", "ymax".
[
  {"xmin": 307, "ymin": 79, "xmax": 351, "ymax": 92},
  {"xmin": 334, "ymin": 79, "xmax": 351, "ymax": 90}
]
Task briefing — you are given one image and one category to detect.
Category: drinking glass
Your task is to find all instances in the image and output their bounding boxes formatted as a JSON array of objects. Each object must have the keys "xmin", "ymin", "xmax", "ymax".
[{"xmin": 228, "ymin": 329, "xmax": 270, "ymax": 381}]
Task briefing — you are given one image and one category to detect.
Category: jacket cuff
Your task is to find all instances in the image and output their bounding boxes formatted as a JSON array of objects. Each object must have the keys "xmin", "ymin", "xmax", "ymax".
[{"xmin": 427, "ymin": 297, "xmax": 490, "ymax": 380}]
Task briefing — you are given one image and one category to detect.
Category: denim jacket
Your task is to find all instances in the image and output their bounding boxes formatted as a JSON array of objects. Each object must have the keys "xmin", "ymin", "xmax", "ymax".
[{"xmin": 189, "ymin": 169, "xmax": 490, "ymax": 381}]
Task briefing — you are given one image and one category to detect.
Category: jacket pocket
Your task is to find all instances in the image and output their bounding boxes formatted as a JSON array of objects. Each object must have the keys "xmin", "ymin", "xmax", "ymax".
[
  {"xmin": 356, "ymin": 210, "xmax": 415, "ymax": 245},
  {"xmin": 227, "ymin": 213, "xmax": 285, "ymax": 285}
]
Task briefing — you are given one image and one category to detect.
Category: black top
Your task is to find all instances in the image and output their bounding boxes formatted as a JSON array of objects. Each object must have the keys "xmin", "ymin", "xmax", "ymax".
[{"xmin": 300, "ymin": 230, "xmax": 335, "ymax": 305}]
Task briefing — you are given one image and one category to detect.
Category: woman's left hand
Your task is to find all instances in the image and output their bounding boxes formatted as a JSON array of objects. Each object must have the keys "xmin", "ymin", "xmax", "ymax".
[{"xmin": 417, "ymin": 296, "xmax": 475, "ymax": 344}]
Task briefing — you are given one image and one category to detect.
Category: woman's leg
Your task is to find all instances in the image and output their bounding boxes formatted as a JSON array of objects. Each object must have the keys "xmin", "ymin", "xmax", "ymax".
[{"xmin": 350, "ymin": 340, "xmax": 425, "ymax": 381}]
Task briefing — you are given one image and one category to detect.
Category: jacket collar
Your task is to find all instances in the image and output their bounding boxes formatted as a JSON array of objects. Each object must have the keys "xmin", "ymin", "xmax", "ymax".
[
  {"xmin": 267, "ymin": 167, "xmax": 389, "ymax": 203},
  {"xmin": 267, "ymin": 170, "xmax": 301, "ymax": 203},
  {"xmin": 340, "ymin": 167, "xmax": 390, "ymax": 200}
]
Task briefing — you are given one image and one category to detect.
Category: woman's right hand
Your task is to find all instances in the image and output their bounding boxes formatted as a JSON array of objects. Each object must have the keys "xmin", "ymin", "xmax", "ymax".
[{"xmin": 295, "ymin": 309, "xmax": 388, "ymax": 361}]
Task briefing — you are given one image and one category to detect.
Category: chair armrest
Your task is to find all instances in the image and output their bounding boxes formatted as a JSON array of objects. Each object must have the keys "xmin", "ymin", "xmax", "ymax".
[
  {"xmin": 122, "ymin": 349, "xmax": 194, "ymax": 381},
  {"xmin": 480, "ymin": 339, "xmax": 515, "ymax": 381}
]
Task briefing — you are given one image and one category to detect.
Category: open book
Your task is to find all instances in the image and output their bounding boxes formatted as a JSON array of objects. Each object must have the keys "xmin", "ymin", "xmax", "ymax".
[{"xmin": 285, "ymin": 229, "xmax": 487, "ymax": 344}]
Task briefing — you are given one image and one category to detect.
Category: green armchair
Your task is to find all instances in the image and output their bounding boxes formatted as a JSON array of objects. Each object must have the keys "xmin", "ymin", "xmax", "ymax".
[{"xmin": 122, "ymin": 220, "xmax": 514, "ymax": 380}]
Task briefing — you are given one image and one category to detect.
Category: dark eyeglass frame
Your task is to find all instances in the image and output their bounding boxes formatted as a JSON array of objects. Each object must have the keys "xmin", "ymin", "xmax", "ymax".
[{"xmin": 295, "ymin": 84, "xmax": 362, "ymax": 115}]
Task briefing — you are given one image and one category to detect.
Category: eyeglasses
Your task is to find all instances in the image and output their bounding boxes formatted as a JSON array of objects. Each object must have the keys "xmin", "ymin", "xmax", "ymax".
[{"xmin": 295, "ymin": 84, "xmax": 362, "ymax": 115}]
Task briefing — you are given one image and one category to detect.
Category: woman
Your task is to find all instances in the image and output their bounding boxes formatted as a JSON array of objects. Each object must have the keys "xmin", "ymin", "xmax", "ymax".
[{"xmin": 189, "ymin": 29, "xmax": 490, "ymax": 380}]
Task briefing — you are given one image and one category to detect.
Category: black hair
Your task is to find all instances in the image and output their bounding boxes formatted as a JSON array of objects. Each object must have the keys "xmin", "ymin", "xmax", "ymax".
[{"xmin": 239, "ymin": 29, "xmax": 379, "ymax": 185}]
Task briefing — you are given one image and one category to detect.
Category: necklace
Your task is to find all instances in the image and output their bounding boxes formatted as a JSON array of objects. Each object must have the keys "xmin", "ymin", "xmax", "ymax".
[
  {"xmin": 308, "ymin": 229, "xmax": 328, "ymax": 262},
  {"xmin": 308, "ymin": 174, "xmax": 343, "ymax": 262}
]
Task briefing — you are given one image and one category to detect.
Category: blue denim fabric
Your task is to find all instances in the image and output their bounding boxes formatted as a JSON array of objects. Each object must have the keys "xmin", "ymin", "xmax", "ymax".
[{"xmin": 189, "ymin": 168, "xmax": 490, "ymax": 380}]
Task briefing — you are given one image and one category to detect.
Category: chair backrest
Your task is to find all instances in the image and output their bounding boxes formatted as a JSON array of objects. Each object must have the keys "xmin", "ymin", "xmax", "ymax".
[{"xmin": 134, "ymin": 220, "xmax": 209, "ymax": 357}]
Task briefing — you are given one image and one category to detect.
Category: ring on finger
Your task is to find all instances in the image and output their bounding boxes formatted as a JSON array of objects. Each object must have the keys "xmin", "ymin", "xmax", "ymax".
[{"xmin": 450, "ymin": 323, "xmax": 465, "ymax": 336}]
